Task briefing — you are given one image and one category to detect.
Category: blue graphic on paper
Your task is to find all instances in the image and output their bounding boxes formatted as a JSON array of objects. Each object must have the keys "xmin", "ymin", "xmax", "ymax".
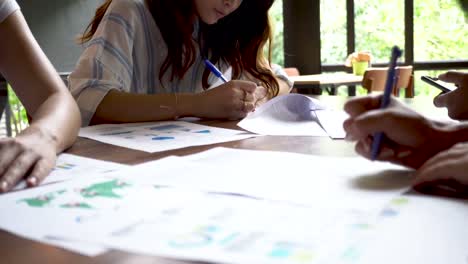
[
  {"xmin": 100, "ymin": 131, "xmax": 133, "ymax": 136},
  {"xmin": 194, "ymin": 130, "xmax": 211, "ymax": 134},
  {"xmin": 149, "ymin": 125, "xmax": 183, "ymax": 131},
  {"xmin": 152, "ymin": 136, "xmax": 175, "ymax": 141}
]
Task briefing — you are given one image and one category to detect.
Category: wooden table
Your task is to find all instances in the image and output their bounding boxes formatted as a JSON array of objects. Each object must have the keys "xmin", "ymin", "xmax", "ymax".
[
  {"xmin": 290, "ymin": 73, "xmax": 363, "ymax": 96},
  {"xmin": 0, "ymin": 96, "xmax": 447, "ymax": 264}
]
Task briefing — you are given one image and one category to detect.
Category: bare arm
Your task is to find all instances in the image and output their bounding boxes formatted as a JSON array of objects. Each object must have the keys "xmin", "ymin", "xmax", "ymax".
[
  {"xmin": 91, "ymin": 80, "xmax": 258, "ymax": 124},
  {"xmin": 0, "ymin": 10, "xmax": 81, "ymax": 191}
]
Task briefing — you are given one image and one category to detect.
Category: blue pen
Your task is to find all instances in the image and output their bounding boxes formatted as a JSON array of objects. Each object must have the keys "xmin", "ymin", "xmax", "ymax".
[
  {"xmin": 204, "ymin": 59, "xmax": 228, "ymax": 83},
  {"xmin": 370, "ymin": 46, "xmax": 403, "ymax": 160}
]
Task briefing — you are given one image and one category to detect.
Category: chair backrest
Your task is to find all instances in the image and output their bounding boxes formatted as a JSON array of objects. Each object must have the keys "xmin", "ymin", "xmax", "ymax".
[
  {"xmin": 284, "ymin": 67, "xmax": 300, "ymax": 77},
  {"xmin": 283, "ymin": 67, "xmax": 300, "ymax": 93},
  {"xmin": 361, "ymin": 66, "xmax": 414, "ymax": 98}
]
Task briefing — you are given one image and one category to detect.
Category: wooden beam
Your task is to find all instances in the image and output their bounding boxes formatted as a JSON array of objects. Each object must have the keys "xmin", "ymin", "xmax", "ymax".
[{"xmin": 283, "ymin": 0, "xmax": 321, "ymax": 75}]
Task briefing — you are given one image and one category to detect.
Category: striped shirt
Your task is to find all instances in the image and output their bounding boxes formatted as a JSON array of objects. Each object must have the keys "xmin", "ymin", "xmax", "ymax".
[
  {"xmin": 69, "ymin": 0, "xmax": 292, "ymax": 126},
  {"xmin": 0, "ymin": 0, "xmax": 19, "ymax": 23}
]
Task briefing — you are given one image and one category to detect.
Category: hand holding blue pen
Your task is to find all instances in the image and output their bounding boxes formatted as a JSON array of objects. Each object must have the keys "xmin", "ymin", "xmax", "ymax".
[
  {"xmin": 370, "ymin": 46, "xmax": 403, "ymax": 160},
  {"xmin": 204, "ymin": 59, "xmax": 228, "ymax": 83}
]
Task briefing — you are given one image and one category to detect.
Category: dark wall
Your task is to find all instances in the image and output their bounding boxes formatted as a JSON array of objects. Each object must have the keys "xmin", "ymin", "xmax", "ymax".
[{"xmin": 17, "ymin": 0, "xmax": 101, "ymax": 72}]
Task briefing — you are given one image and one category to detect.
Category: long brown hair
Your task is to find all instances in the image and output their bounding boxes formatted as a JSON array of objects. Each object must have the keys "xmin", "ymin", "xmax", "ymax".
[{"xmin": 79, "ymin": 0, "xmax": 279, "ymax": 97}]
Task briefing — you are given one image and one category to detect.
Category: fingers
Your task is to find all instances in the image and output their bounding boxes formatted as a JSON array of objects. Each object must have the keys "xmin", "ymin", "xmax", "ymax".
[
  {"xmin": 0, "ymin": 151, "xmax": 39, "ymax": 192},
  {"xmin": 438, "ymin": 71, "xmax": 467, "ymax": 86},
  {"xmin": 433, "ymin": 91, "xmax": 449, "ymax": 107},
  {"xmin": 27, "ymin": 157, "xmax": 55, "ymax": 187},
  {"xmin": 344, "ymin": 108, "xmax": 393, "ymax": 140},
  {"xmin": 343, "ymin": 95, "xmax": 382, "ymax": 117},
  {"xmin": 237, "ymin": 81, "xmax": 257, "ymax": 94},
  {"xmin": 355, "ymin": 138, "xmax": 397, "ymax": 161},
  {"xmin": 244, "ymin": 92, "xmax": 255, "ymax": 103}
]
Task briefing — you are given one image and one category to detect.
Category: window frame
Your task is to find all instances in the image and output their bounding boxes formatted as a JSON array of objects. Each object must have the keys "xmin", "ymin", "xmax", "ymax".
[{"xmin": 283, "ymin": 0, "xmax": 468, "ymax": 75}]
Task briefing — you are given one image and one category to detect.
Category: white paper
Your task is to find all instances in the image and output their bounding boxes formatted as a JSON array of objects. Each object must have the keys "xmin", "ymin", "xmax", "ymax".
[
  {"xmin": 51, "ymin": 191, "xmax": 466, "ymax": 264},
  {"xmin": 79, "ymin": 121, "xmax": 256, "ymax": 152},
  {"xmin": 238, "ymin": 94, "xmax": 329, "ymax": 136},
  {"xmin": 112, "ymin": 147, "xmax": 412, "ymax": 210},
  {"xmin": 14, "ymin": 154, "xmax": 128, "ymax": 190},
  {"xmin": 358, "ymin": 195, "xmax": 468, "ymax": 264},
  {"xmin": 2, "ymin": 154, "xmax": 464, "ymax": 263},
  {"xmin": 0, "ymin": 173, "xmax": 162, "ymax": 256},
  {"xmin": 52, "ymin": 189, "xmax": 388, "ymax": 264},
  {"xmin": 315, "ymin": 109, "xmax": 349, "ymax": 139}
]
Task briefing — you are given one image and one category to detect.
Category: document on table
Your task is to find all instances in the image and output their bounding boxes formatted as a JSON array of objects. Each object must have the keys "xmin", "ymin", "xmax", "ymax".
[
  {"xmin": 238, "ymin": 94, "xmax": 347, "ymax": 138},
  {"xmin": 52, "ymin": 189, "xmax": 390, "ymax": 264},
  {"xmin": 14, "ymin": 154, "xmax": 128, "ymax": 190},
  {"xmin": 8, "ymin": 155, "xmax": 128, "ymax": 255},
  {"xmin": 49, "ymin": 189, "xmax": 468, "ymax": 264},
  {"xmin": 0, "ymin": 172, "xmax": 159, "ymax": 257},
  {"xmin": 79, "ymin": 121, "xmax": 257, "ymax": 152},
  {"xmin": 357, "ymin": 195, "xmax": 468, "ymax": 264},
  {"xmin": 112, "ymin": 147, "xmax": 412, "ymax": 210},
  {"xmin": 1, "ymin": 150, "xmax": 466, "ymax": 262}
]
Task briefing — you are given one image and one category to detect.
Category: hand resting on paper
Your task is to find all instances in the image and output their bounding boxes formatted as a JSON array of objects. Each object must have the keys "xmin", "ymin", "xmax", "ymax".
[{"xmin": 0, "ymin": 126, "xmax": 57, "ymax": 192}]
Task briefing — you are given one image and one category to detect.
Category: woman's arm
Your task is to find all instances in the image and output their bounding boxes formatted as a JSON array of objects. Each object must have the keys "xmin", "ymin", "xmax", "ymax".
[
  {"xmin": 0, "ymin": 10, "xmax": 81, "ymax": 191},
  {"xmin": 90, "ymin": 80, "xmax": 259, "ymax": 124}
]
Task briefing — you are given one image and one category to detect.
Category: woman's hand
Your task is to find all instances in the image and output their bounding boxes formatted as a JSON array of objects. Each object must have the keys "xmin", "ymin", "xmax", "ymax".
[
  {"xmin": 195, "ymin": 80, "xmax": 266, "ymax": 120},
  {"xmin": 0, "ymin": 126, "xmax": 57, "ymax": 192},
  {"xmin": 343, "ymin": 95, "xmax": 451, "ymax": 168}
]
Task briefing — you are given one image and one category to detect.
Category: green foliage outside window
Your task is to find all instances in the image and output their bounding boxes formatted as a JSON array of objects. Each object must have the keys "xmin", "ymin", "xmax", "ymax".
[
  {"xmin": 6, "ymin": 84, "xmax": 28, "ymax": 135},
  {"xmin": 268, "ymin": 0, "xmax": 467, "ymax": 96}
]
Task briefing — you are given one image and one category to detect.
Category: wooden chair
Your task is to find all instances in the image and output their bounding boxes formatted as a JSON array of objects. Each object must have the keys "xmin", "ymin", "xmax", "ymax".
[
  {"xmin": 361, "ymin": 66, "xmax": 414, "ymax": 98},
  {"xmin": 284, "ymin": 67, "xmax": 300, "ymax": 77}
]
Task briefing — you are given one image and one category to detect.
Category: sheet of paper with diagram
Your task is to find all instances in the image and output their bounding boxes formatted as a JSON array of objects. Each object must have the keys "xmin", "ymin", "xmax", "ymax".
[
  {"xmin": 14, "ymin": 154, "xmax": 128, "ymax": 190},
  {"xmin": 0, "ymin": 169, "xmax": 404, "ymax": 264},
  {"xmin": 79, "ymin": 121, "xmax": 257, "ymax": 152},
  {"xmin": 238, "ymin": 94, "xmax": 348, "ymax": 138},
  {"xmin": 2, "ymin": 166, "xmax": 466, "ymax": 264}
]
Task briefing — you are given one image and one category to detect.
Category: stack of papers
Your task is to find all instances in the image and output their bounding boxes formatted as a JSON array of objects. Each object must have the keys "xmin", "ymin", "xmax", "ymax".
[
  {"xmin": 1, "ymin": 148, "xmax": 466, "ymax": 263},
  {"xmin": 238, "ymin": 94, "xmax": 348, "ymax": 138}
]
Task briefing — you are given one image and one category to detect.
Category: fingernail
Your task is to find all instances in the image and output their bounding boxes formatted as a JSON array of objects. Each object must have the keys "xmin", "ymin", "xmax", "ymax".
[
  {"xmin": 363, "ymin": 142, "xmax": 371, "ymax": 152},
  {"xmin": 397, "ymin": 150, "xmax": 412, "ymax": 158},
  {"xmin": 0, "ymin": 181, "xmax": 8, "ymax": 192},
  {"xmin": 379, "ymin": 148, "xmax": 395, "ymax": 159},
  {"xmin": 344, "ymin": 133, "xmax": 356, "ymax": 142},
  {"xmin": 27, "ymin": 176, "xmax": 38, "ymax": 186}
]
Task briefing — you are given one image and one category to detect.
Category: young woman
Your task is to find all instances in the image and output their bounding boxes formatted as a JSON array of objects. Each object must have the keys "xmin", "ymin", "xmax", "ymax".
[
  {"xmin": 0, "ymin": 0, "xmax": 81, "ymax": 192},
  {"xmin": 70, "ymin": 0, "xmax": 292, "ymax": 126}
]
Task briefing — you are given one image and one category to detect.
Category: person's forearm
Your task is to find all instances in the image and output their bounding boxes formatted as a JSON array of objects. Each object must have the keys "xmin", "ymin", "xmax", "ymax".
[
  {"xmin": 91, "ymin": 90, "xmax": 200, "ymax": 125},
  {"xmin": 26, "ymin": 92, "xmax": 81, "ymax": 153}
]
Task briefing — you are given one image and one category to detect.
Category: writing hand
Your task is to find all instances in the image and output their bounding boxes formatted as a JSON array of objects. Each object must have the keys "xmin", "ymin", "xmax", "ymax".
[
  {"xmin": 196, "ymin": 80, "xmax": 258, "ymax": 120},
  {"xmin": 343, "ymin": 95, "xmax": 450, "ymax": 168}
]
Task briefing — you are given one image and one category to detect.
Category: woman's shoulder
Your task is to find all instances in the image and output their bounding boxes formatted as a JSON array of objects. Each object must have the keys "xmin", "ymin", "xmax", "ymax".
[
  {"xmin": 107, "ymin": 0, "xmax": 148, "ymax": 16},
  {"xmin": 0, "ymin": 0, "xmax": 19, "ymax": 23}
]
